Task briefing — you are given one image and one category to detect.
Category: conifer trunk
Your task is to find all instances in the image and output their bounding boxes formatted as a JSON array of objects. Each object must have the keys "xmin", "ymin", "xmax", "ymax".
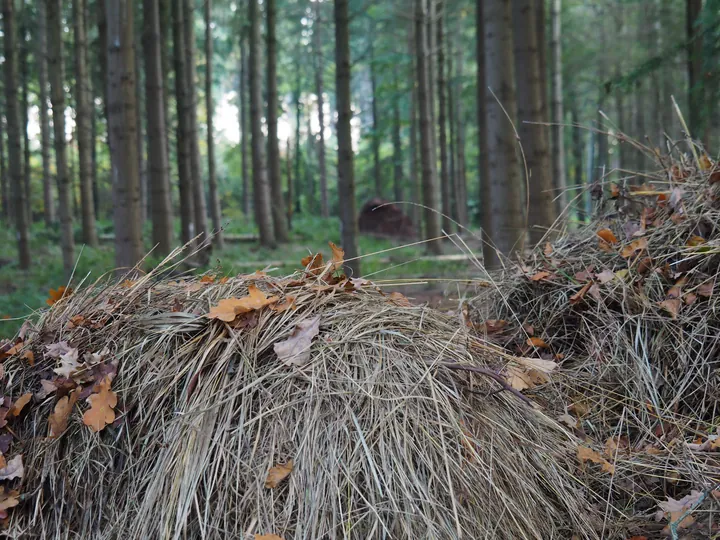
[
  {"xmin": 38, "ymin": 0, "xmax": 55, "ymax": 226},
  {"xmin": 205, "ymin": 0, "xmax": 224, "ymax": 249}
]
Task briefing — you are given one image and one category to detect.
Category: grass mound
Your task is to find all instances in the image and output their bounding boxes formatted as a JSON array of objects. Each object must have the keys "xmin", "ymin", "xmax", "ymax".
[
  {"xmin": 0, "ymin": 252, "xmax": 599, "ymax": 539},
  {"xmin": 470, "ymin": 147, "xmax": 720, "ymax": 537}
]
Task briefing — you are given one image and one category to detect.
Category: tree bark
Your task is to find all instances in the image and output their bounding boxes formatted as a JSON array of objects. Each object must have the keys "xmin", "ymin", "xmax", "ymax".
[
  {"xmin": 437, "ymin": 1, "xmax": 452, "ymax": 232},
  {"xmin": 265, "ymin": 0, "xmax": 289, "ymax": 242},
  {"xmin": 475, "ymin": 0, "xmax": 489, "ymax": 235},
  {"xmin": 633, "ymin": 80, "xmax": 645, "ymax": 169},
  {"xmin": 416, "ymin": 0, "xmax": 442, "ymax": 254},
  {"xmin": 536, "ymin": 0, "xmax": 548, "ymax": 117},
  {"xmin": 448, "ymin": 34, "xmax": 457, "ymax": 221},
  {"xmin": 391, "ymin": 73, "xmax": 404, "ymax": 204},
  {"xmin": 73, "ymin": 0, "xmax": 99, "ymax": 246},
  {"xmin": 570, "ymin": 101, "xmax": 584, "ymax": 221},
  {"xmin": 313, "ymin": 0, "xmax": 329, "ymax": 218},
  {"xmin": 550, "ymin": 0, "xmax": 566, "ymax": 214},
  {"xmin": 409, "ymin": 21, "xmax": 420, "ymax": 229},
  {"xmin": 144, "ymin": 0, "xmax": 174, "ymax": 255},
  {"xmin": 249, "ymin": 0, "xmax": 276, "ymax": 247},
  {"xmin": 453, "ymin": 31, "xmax": 469, "ymax": 228},
  {"xmin": 334, "ymin": 0, "xmax": 360, "ymax": 275},
  {"xmin": 0, "ymin": 98, "xmax": 7, "ymax": 221},
  {"xmin": 47, "ymin": 0, "xmax": 74, "ymax": 275},
  {"xmin": 513, "ymin": 0, "xmax": 555, "ymax": 245},
  {"xmin": 483, "ymin": 0, "xmax": 525, "ymax": 267},
  {"xmin": 286, "ymin": 137, "xmax": 293, "ymax": 227},
  {"xmin": 369, "ymin": 38, "xmax": 382, "ymax": 198},
  {"xmin": 3, "ymin": 0, "xmax": 30, "ymax": 269},
  {"xmin": 205, "ymin": 0, "xmax": 224, "ymax": 249},
  {"xmin": 38, "ymin": 0, "xmax": 55, "ymax": 226},
  {"xmin": 172, "ymin": 0, "xmax": 195, "ymax": 247},
  {"xmin": 293, "ymin": 73, "xmax": 302, "ymax": 214},
  {"xmin": 106, "ymin": 0, "xmax": 144, "ymax": 270},
  {"xmin": 239, "ymin": 31, "xmax": 251, "ymax": 217},
  {"xmin": 686, "ymin": 0, "xmax": 703, "ymax": 140},
  {"xmin": 135, "ymin": 35, "xmax": 148, "ymax": 227},
  {"xmin": 19, "ymin": 3, "xmax": 30, "ymax": 222}
]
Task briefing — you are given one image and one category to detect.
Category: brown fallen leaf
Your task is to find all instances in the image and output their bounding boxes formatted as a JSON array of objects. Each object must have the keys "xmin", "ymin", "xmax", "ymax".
[
  {"xmin": 274, "ymin": 316, "xmax": 321, "ymax": 367},
  {"xmin": 264, "ymin": 460, "xmax": 293, "ymax": 488},
  {"xmin": 0, "ymin": 486, "xmax": 20, "ymax": 518},
  {"xmin": 526, "ymin": 337, "xmax": 549, "ymax": 349},
  {"xmin": 570, "ymin": 282, "xmax": 593, "ymax": 305},
  {"xmin": 82, "ymin": 377, "xmax": 117, "ymax": 433},
  {"xmin": 200, "ymin": 275, "xmax": 215, "ymax": 283},
  {"xmin": 543, "ymin": 242, "xmax": 553, "ymax": 256},
  {"xmin": 610, "ymin": 183, "xmax": 620, "ymax": 198},
  {"xmin": 207, "ymin": 285, "xmax": 280, "ymax": 322},
  {"xmin": 47, "ymin": 286, "xmax": 72, "ymax": 306},
  {"xmin": 301, "ymin": 253, "xmax": 325, "ymax": 276},
  {"xmin": 659, "ymin": 298, "xmax": 681, "ymax": 319},
  {"xmin": 684, "ymin": 293, "xmax": 698, "ymax": 306},
  {"xmin": 328, "ymin": 242, "xmax": 344, "ymax": 274},
  {"xmin": 271, "ymin": 296, "xmax": 297, "ymax": 313},
  {"xmin": 596, "ymin": 269, "xmax": 615, "ymax": 284},
  {"xmin": 53, "ymin": 347, "xmax": 81, "ymax": 379},
  {"xmin": 576, "ymin": 445, "xmax": 615, "ymax": 474},
  {"xmin": 256, "ymin": 535, "xmax": 284, "ymax": 540},
  {"xmin": 9, "ymin": 393, "xmax": 31, "ymax": 417},
  {"xmin": 686, "ymin": 235, "xmax": 706, "ymax": 247},
  {"xmin": 597, "ymin": 229, "xmax": 618, "ymax": 244},
  {"xmin": 529, "ymin": 271, "xmax": 551, "ymax": 282},
  {"xmin": 620, "ymin": 237, "xmax": 648, "ymax": 258},
  {"xmin": 388, "ymin": 292, "xmax": 412, "ymax": 307},
  {"xmin": 697, "ymin": 281, "xmax": 714, "ymax": 297},
  {"xmin": 657, "ymin": 490, "xmax": 703, "ymax": 531},
  {"xmin": 49, "ymin": 390, "xmax": 79, "ymax": 438},
  {"xmin": 0, "ymin": 455, "xmax": 23, "ymax": 481},
  {"xmin": 557, "ymin": 413, "xmax": 578, "ymax": 429},
  {"xmin": 478, "ymin": 319, "xmax": 507, "ymax": 334}
]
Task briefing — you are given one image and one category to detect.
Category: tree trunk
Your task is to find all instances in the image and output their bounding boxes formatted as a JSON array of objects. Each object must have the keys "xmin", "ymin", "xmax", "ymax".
[
  {"xmin": 106, "ymin": 0, "xmax": 143, "ymax": 270},
  {"xmin": 416, "ymin": 0, "xmax": 442, "ymax": 254},
  {"xmin": 135, "ymin": 36, "xmax": 148, "ymax": 227},
  {"xmin": 204, "ymin": 0, "xmax": 224, "ymax": 249},
  {"xmin": 334, "ymin": 0, "xmax": 360, "ymax": 275},
  {"xmin": 437, "ymin": 1, "xmax": 451, "ymax": 233},
  {"xmin": 293, "ymin": 75, "xmax": 302, "ymax": 214},
  {"xmin": 183, "ymin": 0, "xmax": 209, "ymax": 255},
  {"xmin": 2, "ymin": 0, "xmax": 30, "ymax": 269},
  {"xmin": 265, "ymin": 0, "xmax": 289, "ymax": 242},
  {"xmin": 391, "ymin": 74, "xmax": 404, "ymax": 204},
  {"xmin": 660, "ymin": 0, "xmax": 673, "ymax": 139},
  {"xmin": 249, "ymin": 0, "xmax": 276, "ymax": 247},
  {"xmin": 38, "ymin": 0, "xmax": 55, "ymax": 226},
  {"xmin": 73, "ymin": 0, "xmax": 99, "ymax": 246},
  {"xmin": 550, "ymin": 0, "xmax": 566, "ymax": 214},
  {"xmin": 286, "ymin": 137, "xmax": 293, "ymax": 227},
  {"xmin": 483, "ymin": 0, "xmax": 525, "ymax": 267},
  {"xmin": 172, "ymin": 0, "xmax": 195, "ymax": 246},
  {"xmin": 369, "ymin": 39, "xmax": 382, "ymax": 198},
  {"xmin": 0, "ymin": 99, "xmax": 7, "ymax": 221},
  {"xmin": 633, "ymin": 80, "xmax": 645, "ymax": 169},
  {"xmin": 571, "ymin": 102, "xmax": 584, "ymax": 221},
  {"xmin": 239, "ymin": 32, "xmax": 251, "ymax": 217},
  {"xmin": 47, "ymin": 0, "xmax": 74, "ymax": 275},
  {"xmin": 513, "ymin": 0, "xmax": 555, "ymax": 245},
  {"xmin": 409, "ymin": 22, "xmax": 420, "ymax": 229},
  {"xmin": 159, "ymin": 0, "xmax": 172, "ymax": 165},
  {"xmin": 144, "ymin": 0, "xmax": 174, "ymax": 255},
  {"xmin": 313, "ymin": 0, "xmax": 329, "ymax": 218},
  {"xmin": 19, "ymin": 3, "xmax": 30, "ymax": 222},
  {"xmin": 475, "ymin": 0, "xmax": 489, "ymax": 234},
  {"xmin": 536, "ymin": 0, "xmax": 548, "ymax": 112},
  {"xmin": 453, "ymin": 31, "xmax": 469, "ymax": 228},
  {"xmin": 447, "ymin": 34, "xmax": 457, "ymax": 222},
  {"xmin": 686, "ymin": 0, "xmax": 703, "ymax": 140},
  {"xmin": 98, "ymin": 2, "xmax": 109, "ymax": 120}
]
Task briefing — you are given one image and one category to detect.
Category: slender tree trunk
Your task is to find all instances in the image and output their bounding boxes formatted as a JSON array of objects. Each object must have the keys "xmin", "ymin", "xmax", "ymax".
[
  {"xmin": 686, "ymin": 0, "xmax": 704, "ymax": 140},
  {"xmin": 453, "ymin": 31, "xmax": 468, "ymax": 228},
  {"xmin": 98, "ymin": 3, "xmax": 109, "ymax": 120},
  {"xmin": 2, "ymin": 0, "xmax": 30, "ymax": 269},
  {"xmin": 239, "ymin": 32, "xmax": 251, "ymax": 217},
  {"xmin": 286, "ymin": 137, "xmax": 293, "ymax": 227},
  {"xmin": 571, "ymin": 102, "xmax": 584, "ymax": 221},
  {"xmin": 409, "ymin": 22, "xmax": 420, "ymax": 229},
  {"xmin": 660, "ymin": 0, "xmax": 673, "ymax": 139},
  {"xmin": 416, "ymin": 0, "xmax": 442, "ymax": 254},
  {"xmin": 513, "ymin": 0, "xmax": 555, "ymax": 245},
  {"xmin": 38, "ymin": 0, "xmax": 55, "ymax": 226},
  {"xmin": 391, "ymin": 74, "xmax": 404, "ymax": 203},
  {"xmin": 47, "ymin": 0, "xmax": 75, "ymax": 275},
  {"xmin": 144, "ymin": 0, "xmax": 174, "ymax": 255},
  {"xmin": 106, "ymin": 0, "xmax": 143, "ymax": 270},
  {"xmin": 437, "ymin": 1, "xmax": 452, "ymax": 232},
  {"xmin": 369, "ymin": 39, "xmax": 382, "ymax": 198},
  {"xmin": 334, "ymin": 0, "xmax": 360, "ymax": 275},
  {"xmin": 483, "ymin": 0, "xmax": 525, "ymax": 267},
  {"xmin": 73, "ymin": 0, "xmax": 99, "ymax": 246},
  {"xmin": 476, "ymin": 0, "xmax": 489, "ymax": 233},
  {"xmin": 172, "ymin": 0, "xmax": 195, "ymax": 246},
  {"xmin": 633, "ymin": 80, "xmax": 645, "ymax": 169},
  {"xmin": 550, "ymin": 0, "xmax": 566, "ymax": 213},
  {"xmin": 19, "ymin": 3, "xmax": 30, "ymax": 222},
  {"xmin": 293, "ymin": 75, "xmax": 302, "ymax": 214},
  {"xmin": 536, "ymin": 0, "xmax": 548, "ymax": 113},
  {"xmin": 447, "ymin": 35, "xmax": 457, "ymax": 221},
  {"xmin": 135, "ymin": 37, "xmax": 148, "ymax": 226},
  {"xmin": 313, "ymin": 0, "xmax": 329, "ymax": 218},
  {"xmin": 204, "ymin": 0, "xmax": 224, "ymax": 249},
  {"xmin": 184, "ymin": 0, "xmax": 209, "ymax": 254},
  {"xmin": 305, "ymin": 113, "xmax": 316, "ymax": 212},
  {"xmin": 265, "ymin": 0, "xmax": 289, "ymax": 242},
  {"xmin": 249, "ymin": 0, "xmax": 276, "ymax": 247},
  {"xmin": 0, "ymin": 99, "xmax": 7, "ymax": 221},
  {"xmin": 159, "ymin": 0, "xmax": 172, "ymax": 165}
]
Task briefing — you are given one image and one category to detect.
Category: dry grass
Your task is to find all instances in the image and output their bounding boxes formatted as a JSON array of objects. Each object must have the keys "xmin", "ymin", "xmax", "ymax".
[
  {"xmin": 1, "ymin": 250, "xmax": 601, "ymax": 539},
  {"xmin": 470, "ymin": 138, "xmax": 720, "ymax": 537}
]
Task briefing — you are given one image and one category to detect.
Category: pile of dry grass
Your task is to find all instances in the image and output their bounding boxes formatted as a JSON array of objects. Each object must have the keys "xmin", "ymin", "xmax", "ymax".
[
  {"xmin": 0, "ymin": 250, "xmax": 601, "ymax": 539},
  {"xmin": 470, "ymin": 143, "xmax": 720, "ymax": 537}
]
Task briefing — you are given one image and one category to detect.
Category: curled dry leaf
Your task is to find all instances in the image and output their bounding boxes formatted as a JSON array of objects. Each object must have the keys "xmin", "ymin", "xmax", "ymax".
[
  {"xmin": 82, "ymin": 377, "xmax": 117, "ymax": 433},
  {"xmin": 684, "ymin": 293, "xmax": 698, "ymax": 306},
  {"xmin": 570, "ymin": 282, "xmax": 593, "ymax": 305},
  {"xmin": 328, "ymin": 242, "xmax": 344, "ymax": 273},
  {"xmin": 271, "ymin": 296, "xmax": 296, "ymax": 313},
  {"xmin": 576, "ymin": 445, "xmax": 615, "ymax": 475},
  {"xmin": 478, "ymin": 319, "xmax": 507, "ymax": 334},
  {"xmin": 301, "ymin": 253, "xmax": 325, "ymax": 276},
  {"xmin": 200, "ymin": 275, "xmax": 215, "ymax": 283},
  {"xmin": 46, "ymin": 286, "xmax": 72, "ymax": 306},
  {"xmin": 597, "ymin": 228, "xmax": 618, "ymax": 244},
  {"xmin": 686, "ymin": 235, "xmax": 706, "ymax": 247},
  {"xmin": 9, "ymin": 393, "xmax": 31, "ymax": 417},
  {"xmin": 274, "ymin": 316, "xmax": 321, "ymax": 367},
  {"xmin": 207, "ymin": 285, "xmax": 280, "ymax": 322},
  {"xmin": 0, "ymin": 409, "xmax": 9, "ymax": 429},
  {"xmin": 526, "ymin": 337, "xmax": 549, "ymax": 349},
  {"xmin": 557, "ymin": 413, "xmax": 578, "ymax": 429},
  {"xmin": 659, "ymin": 298, "xmax": 681, "ymax": 319},
  {"xmin": 53, "ymin": 347, "xmax": 81, "ymax": 379},
  {"xmin": 0, "ymin": 455, "xmax": 23, "ymax": 481},
  {"xmin": 657, "ymin": 490, "xmax": 703, "ymax": 531},
  {"xmin": 543, "ymin": 242, "xmax": 553, "ymax": 256},
  {"xmin": 256, "ymin": 535, "xmax": 284, "ymax": 540},
  {"xmin": 529, "ymin": 271, "xmax": 551, "ymax": 282},
  {"xmin": 49, "ymin": 390, "xmax": 79, "ymax": 438},
  {"xmin": 0, "ymin": 486, "xmax": 20, "ymax": 518},
  {"xmin": 620, "ymin": 237, "xmax": 648, "ymax": 258},
  {"xmin": 264, "ymin": 459, "xmax": 293, "ymax": 488},
  {"xmin": 388, "ymin": 292, "xmax": 412, "ymax": 307}
]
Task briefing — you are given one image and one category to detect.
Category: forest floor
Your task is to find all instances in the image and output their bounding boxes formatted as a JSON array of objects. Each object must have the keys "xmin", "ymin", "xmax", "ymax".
[{"xmin": 0, "ymin": 215, "xmax": 481, "ymax": 338}]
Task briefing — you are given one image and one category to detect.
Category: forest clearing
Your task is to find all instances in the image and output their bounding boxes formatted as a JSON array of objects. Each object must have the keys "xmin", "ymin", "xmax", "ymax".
[{"xmin": 0, "ymin": 0, "xmax": 719, "ymax": 538}]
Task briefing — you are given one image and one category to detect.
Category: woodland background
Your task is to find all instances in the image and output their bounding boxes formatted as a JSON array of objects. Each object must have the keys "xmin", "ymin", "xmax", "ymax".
[{"xmin": 0, "ymin": 0, "xmax": 717, "ymax": 334}]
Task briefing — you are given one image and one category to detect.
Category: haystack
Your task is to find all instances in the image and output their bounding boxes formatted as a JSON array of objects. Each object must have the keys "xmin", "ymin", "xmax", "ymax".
[
  {"xmin": 0, "ymin": 250, "xmax": 600, "ymax": 539},
  {"xmin": 470, "ymin": 147, "xmax": 720, "ymax": 537}
]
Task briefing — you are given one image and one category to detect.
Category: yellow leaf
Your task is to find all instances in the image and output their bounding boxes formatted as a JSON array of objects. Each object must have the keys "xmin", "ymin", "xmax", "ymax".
[
  {"xmin": 576, "ymin": 445, "xmax": 615, "ymax": 474},
  {"xmin": 49, "ymin": 390, "xmax": 79, "ymax": 438},
  {"xmin": 699, "ymin": 154, "xmax": 713, "ymax": 171},
  {"xmin": 82, "ymin": 377, "xmax": 117, "ymax": 433},
  {"xmin": 596, "ymin": 228, "xmax": 618, "ymax": 244},
  {"xmin": 9, "ymin": 393, "xmax": 31, "ymax": 417},
  {"xmin": 264, "ymin": 460, "xmax": 293, "ymax": 488},
  {"xmin": 207, "ymin": 285, "xmax": 279, "ymax": 322}
]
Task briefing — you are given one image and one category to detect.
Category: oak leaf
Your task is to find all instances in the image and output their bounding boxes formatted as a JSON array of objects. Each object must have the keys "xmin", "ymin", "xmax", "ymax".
[
  {"xmin": 328, "ymin": 242, "xmax": 344, "ymax": 273},
  {"xmin": 270, "ymin": 296, "xmax": 296, "ymax": 313},
  {"xmin": 49, "ymin": 390, "xmax": 79, "ymax": 438},
  {"xmin": 659, "ymin": 298, "xmax": 681, "ymax": 319},
  {"xmin": 0, "ymin": 455, "xmax": 23, "ymax": 481},
  {"xmin": 576, "ymin": 445, "xmax": 615, "ymax": 474},
  {"xmin": 301, "ymin": 253, "xmax": 325, "ymax": 276},
  {"xmin": 657, "ymin": 490, "xmax": 703, "ymax": 531},
  {"xmin": 47, "ymin": 286, "xmax": 72, "ymax": 306},
  {"xmin": 82, "ymin": 377, "xmax": 117, "ymax": 432},
  {"xmin": 274, "ymin": 316, "xmax": 321, "ymax": 367},
  {"xmin": 596, "ymin": 229, "xmax": 618, "ymax": 244},
  {"xmin": 207, "ymin": 285, "xmax": 279, "ymax": 322},
  {"xmin": 620, "ymin": 237, "xmax": 648, "ymax": 258},
  {"xmin": 9, "ymin": 394, "xmax": 31, "ymax": 417},
  {"xmin": 53, "ymin": 347, "xmax": 81, "ymax": 379},
  {"xmin": 264, "ymin": 460, "xmax": 293, "ymax": 488}
]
